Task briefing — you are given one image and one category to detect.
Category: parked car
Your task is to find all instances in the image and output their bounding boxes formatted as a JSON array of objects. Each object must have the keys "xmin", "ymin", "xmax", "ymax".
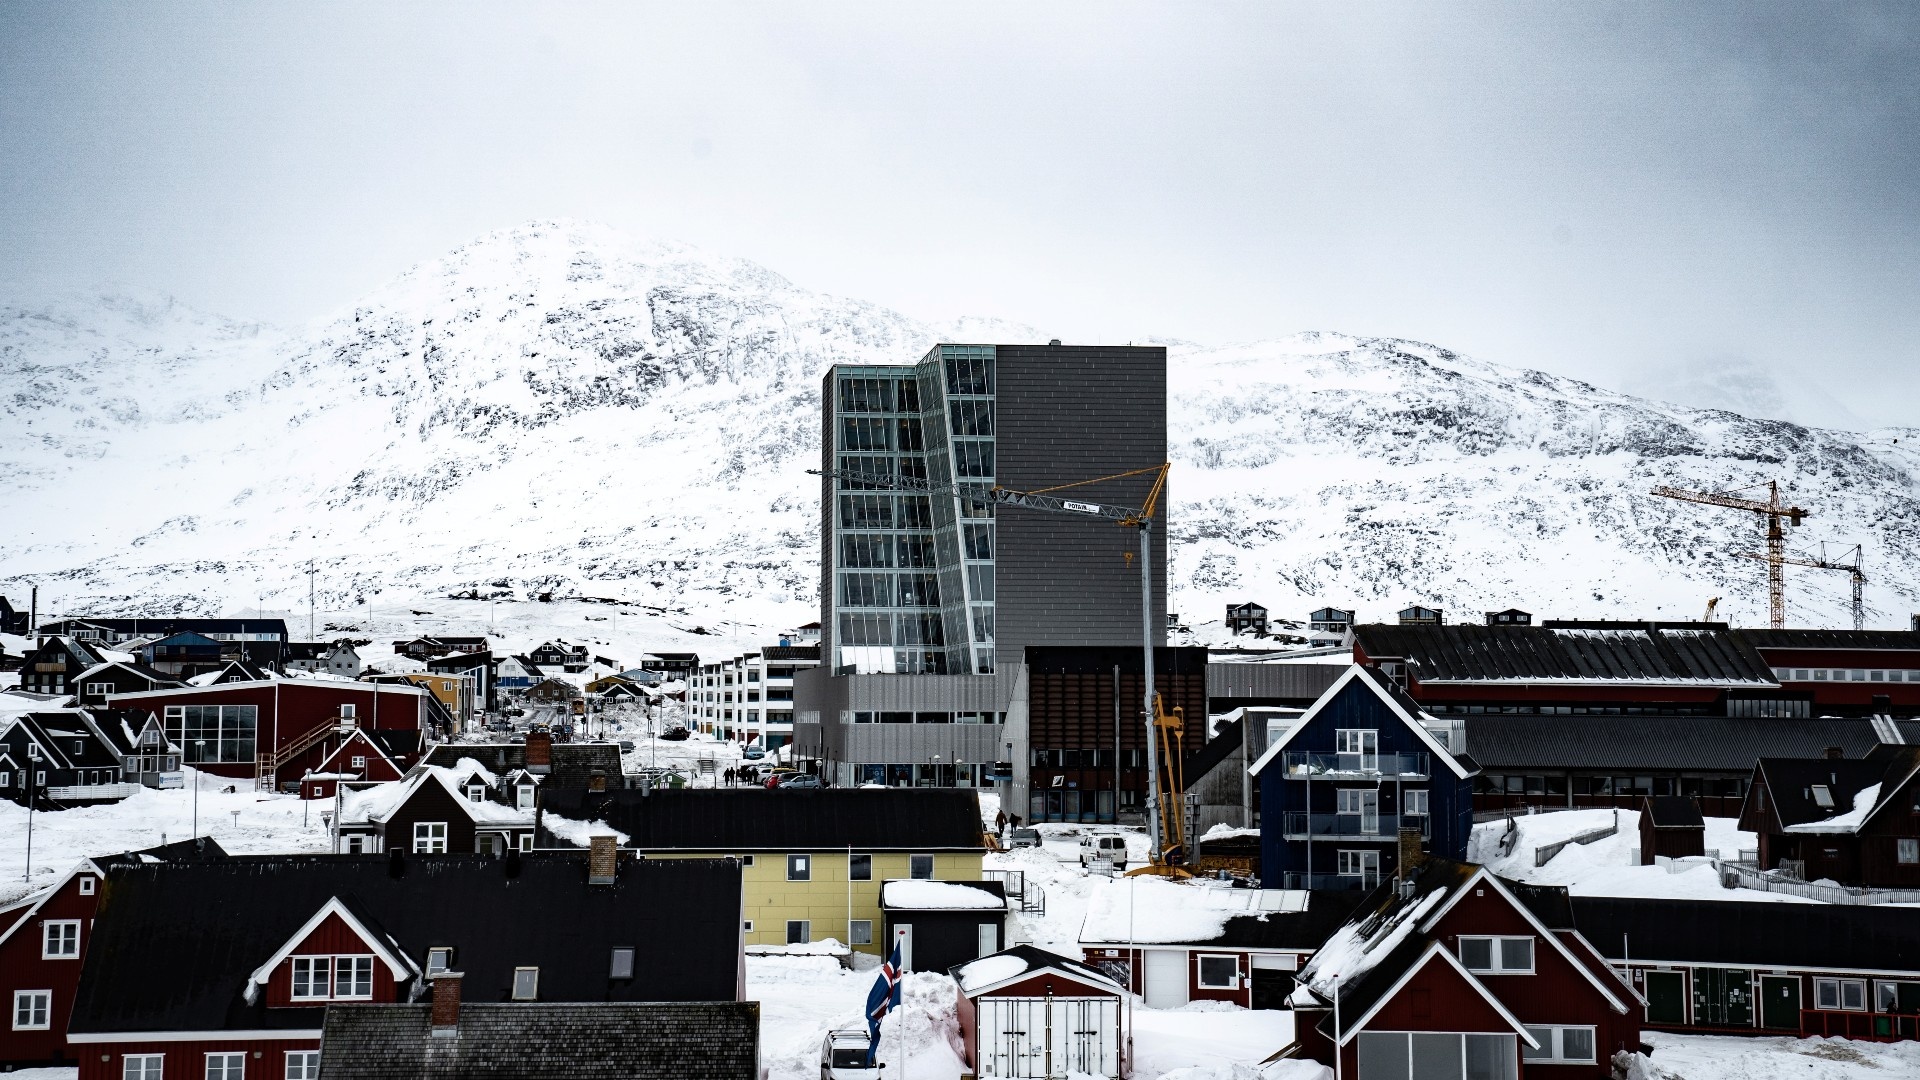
[
  {"xmin": 821, "ymin": 1029, "xmax": 879, "ymax": 1080},
  {"xmin": 1079, "ymin": 833, "xmax": 1129, "ymax": 869},
  {"xmin": 617, "ymin": 740, "xmax": 636, "ymax": 753},
  {"xmin": 775, "ymin": 773, "xmax": 823, "ymax": 789},
  {"xmin": 661, "ymin": 725, "xmax": 692, "ymax": 741},
  {"xmin": 1009, "ymin": 827, "xmax": 1042, "ymax": 849},
  {"xmin": 741, "ymin": 745, "xmax": 767, "ymax": 760}
]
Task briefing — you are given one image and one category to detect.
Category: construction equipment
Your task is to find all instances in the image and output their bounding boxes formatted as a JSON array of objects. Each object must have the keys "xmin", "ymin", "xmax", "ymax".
[
  {"xmin": 1735, "ymin": 543, "xmax": 1865, "ymax": 631},
  {"xmin": 1651, "ymin": 481, "xmax": 1808, "ymax": 629},
  {"xmin": 810, "ymin": 462, "xmax": 1188, "ymax": 874},
  {"xmin": 1702, "ymin": 597, "xmax": 1720, "ymax": 623}
]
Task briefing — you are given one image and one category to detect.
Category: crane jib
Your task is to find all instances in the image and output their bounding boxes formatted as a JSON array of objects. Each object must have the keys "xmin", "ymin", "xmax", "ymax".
[{"xmin": 1062, "ymin": 501, "xmax": 1102, "ymax": 514}]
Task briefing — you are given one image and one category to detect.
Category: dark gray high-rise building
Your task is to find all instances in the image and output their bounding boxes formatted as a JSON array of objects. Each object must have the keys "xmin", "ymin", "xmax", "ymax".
[{"xmin": 796, "ymin": 342, "xmax": 1168, "ymax": 810}]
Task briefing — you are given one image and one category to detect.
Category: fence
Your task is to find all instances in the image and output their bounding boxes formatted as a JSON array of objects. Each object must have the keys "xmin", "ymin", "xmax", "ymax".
[
  {"xmin": 1533, "ymin": 810, "xmax": 1619, "ymax": 868},
  {"xmin": 1714, "ymin": 859, "xmax": 1920, "ymax": 906}
]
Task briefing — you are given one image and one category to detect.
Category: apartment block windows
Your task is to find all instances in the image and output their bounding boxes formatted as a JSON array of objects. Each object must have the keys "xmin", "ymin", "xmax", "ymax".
[
  {"xmin": 1335, "ymin": 728, "xmax": 1378, "ymax": 771},
  {"xmin": 1403, "ymin": 789, "xmax": 1430, "ymax": 817},
  {"xmin": 1459, "ymin": 936, "xmax": 1534, "ymax": 974},
  {"xmin": 42, "ymin": 919, "xmax": 80, "ymax": 958},
  {"xmin": 12, "ymin": 989, "xmax": 50, "ymax": 1030},
  {"xmin": 1336, "ymin": 850, "xmax": 1380, "ymax": 883}
]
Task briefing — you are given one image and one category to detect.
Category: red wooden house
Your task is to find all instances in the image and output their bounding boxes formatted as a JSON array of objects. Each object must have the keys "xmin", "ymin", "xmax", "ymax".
[
  {"xmin": 0, "ymin": 840, "xmax": 225, "ymax": 1070},
  {"xmin": 299, "ymin": 728, "xmax": 407, "ymax": 800},
  {"xmin": 1738, "ymin": 746, "xmax": 1920, "ymax": 889},
  {"xmin": 105, "ymin": 678, "xmax": 439, "ymax": 792},
  {"xmin": 63, "ymin": 850, "xmax": 746, "ymax": 1079},
  {"xmin": 1289, "ymin": 859, "xmax": 1642, "ymax": 1079}
]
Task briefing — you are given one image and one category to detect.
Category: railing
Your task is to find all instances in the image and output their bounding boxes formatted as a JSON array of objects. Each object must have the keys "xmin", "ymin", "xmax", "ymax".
[
  {"xmin": 1282, "ymin": 812, "xmax": 1428, "ymax": 840},
  {"xmin": 1801, "ymin": 1009, "xmax": 1920, "ymax": 1042},
  {"xmin": 45, "ymin": 783, "xmax": 142, "ymax": 801},
  {"xmin": 1715, "ymin": 860, "xmax": 1920, "ymax": 905},
  {"xmin": 1282, "ymin": 751, "xmax": 1429, "ymax": 779},
  {"xmin": 983, "ymin": 869, "xmax": 1047, "ymax": 915},
  {"xmin": 1281, "ymin": 873, "xmax": 1372, "ymax": 890},
  {"xmin": 256, "ymin": 715, "xmax": 352, "ymax": 791},
  {"xmin": 1533, "ymin": 811, "xmax": 1619, "ymax": 867}
]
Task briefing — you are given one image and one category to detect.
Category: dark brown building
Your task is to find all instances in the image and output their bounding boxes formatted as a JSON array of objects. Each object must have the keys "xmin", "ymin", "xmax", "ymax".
[
  {"xmin": 1639, "ymin": 795, "xmax": 1706, "ymax": 864},
  {"xmin": 1739, "ymin": 747, "xmax": 1920, "ymax": 888},
  {"xmin": 1021, "ymin": 646, "xmax": 1206, "ymax": 825}
]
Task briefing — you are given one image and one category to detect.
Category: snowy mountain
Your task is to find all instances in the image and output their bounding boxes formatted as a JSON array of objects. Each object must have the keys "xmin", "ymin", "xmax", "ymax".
[{"xmin": 3, "ymin": 219, "xmax": 1916, "ymax": 653}]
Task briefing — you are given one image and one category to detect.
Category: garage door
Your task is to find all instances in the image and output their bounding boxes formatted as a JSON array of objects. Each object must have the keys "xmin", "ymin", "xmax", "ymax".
[
  {"xmin": 978, "ymin": 997, "xmax": 1120, "ymax": 1079},
  {"xmin": 1143, "ymin": 949, "xmax": 1188, "ymax": 1008}
]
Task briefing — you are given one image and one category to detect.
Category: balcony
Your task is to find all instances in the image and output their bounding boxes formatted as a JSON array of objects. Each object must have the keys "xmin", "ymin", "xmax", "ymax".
[
  {"xmin": 46, "ymin": 783, "xmax": 143, "ymax": 802},
  {"xmin": 1282, "ymin": 751, "xmax": 1429, "ymax": 780},
  {"xmin": 1281, "ymin": 812, "xmax": 1430, "ymax": 841},
  {"xmin": 1281, "ymin": 873, "xmax": 1375, "ymax": 890}
]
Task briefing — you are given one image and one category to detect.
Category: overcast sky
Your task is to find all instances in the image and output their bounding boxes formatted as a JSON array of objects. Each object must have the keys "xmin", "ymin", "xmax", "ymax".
[{"xmin": 3, "ymin": 3, "xmax": 1916, "ymax": 428}]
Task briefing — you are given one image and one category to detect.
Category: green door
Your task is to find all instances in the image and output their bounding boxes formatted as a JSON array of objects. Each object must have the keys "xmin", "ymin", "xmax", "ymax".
[
  {"xmin": 1646, "ymin": 971, "xmax": 1686, "ymax": 1025},
  {"xmin": 1760, "ymin": 976, "xmax": 1801, "ymax": 1030},
  {"xmin": 1694, "ymin": 968, "xmax": 1754, "ymax": 1027}
]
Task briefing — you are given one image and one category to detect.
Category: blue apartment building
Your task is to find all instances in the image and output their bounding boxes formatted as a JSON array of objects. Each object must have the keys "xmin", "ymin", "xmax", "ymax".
[{"xmin": 1248, "ymin": 665, "xmax": 1479, "ymax": 889}]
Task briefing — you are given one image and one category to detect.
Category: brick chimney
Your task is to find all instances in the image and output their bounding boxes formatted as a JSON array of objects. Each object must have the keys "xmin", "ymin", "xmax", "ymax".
[
  {"xmin": 589, "ymin": 770, "xmax": 607, "ymax": 793},
  {"xmin": 1824, "ymin": 745, "xmax": 1844, "ymax": 760},
  {"xmin": 588, "ymin": 834, "xmax": 618, "ymax": 885},
  {"xmin": 1396, "ymin": 827, "xmax": 1425, "ymax": 878},
  {"xmin": 430, "ymin": 971, "xmax": 462, "ymax": 1035},
  {"xmin": 525, "ymin": 730, "xmax": 553, "ymax": 774}
]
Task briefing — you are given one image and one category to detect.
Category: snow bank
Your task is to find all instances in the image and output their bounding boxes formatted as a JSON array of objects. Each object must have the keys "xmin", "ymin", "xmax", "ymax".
[
  {"xmin": 539, "ymin": 810, "xmax": 628, "ymax": 846},
  {"xmin": 951, "ymin": 953, "xmax": 1031, "ymax": 992},
  {"xmin": 1081, "ymin": 877, "xmax": 1296, "ymax": 944}
]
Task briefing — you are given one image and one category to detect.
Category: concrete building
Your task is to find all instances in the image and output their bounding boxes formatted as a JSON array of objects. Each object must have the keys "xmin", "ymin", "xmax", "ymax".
[
  {"xmin": 688, "ymin": 645, "xmax": 820, "ymax": 750},
  {"xmin": 795, "ymin": 342, "xmax": 1168, "ymax": 794}
]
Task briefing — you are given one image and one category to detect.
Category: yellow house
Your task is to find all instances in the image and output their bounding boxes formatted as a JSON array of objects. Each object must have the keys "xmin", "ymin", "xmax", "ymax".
[
  {"xmin": 536, "ymin": 788, "xmax": 989, "ymax": 954},
  {"xmin": 372, "ymin": 671, "xmax": 476, "ymax": 729}
]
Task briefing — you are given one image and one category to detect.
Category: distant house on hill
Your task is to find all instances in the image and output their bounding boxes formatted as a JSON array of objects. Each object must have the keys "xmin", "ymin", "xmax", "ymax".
[{"xmin": 1226, "ymin": 602, "xmax": 1269, "ymax": 637}]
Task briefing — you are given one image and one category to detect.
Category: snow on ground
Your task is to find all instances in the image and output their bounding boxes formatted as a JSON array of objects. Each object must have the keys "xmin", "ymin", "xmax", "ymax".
[
  {"xmin": 1468, "ymin": 807, "xmax": 1827, "ymax": 903},
  {"xmin": 0, "ymin": 767, "xmax": 330, "ymax": 905},
  {"xmin": 1641, "ymin": 1031, "xmax": 1920, "ymax": 1079}
]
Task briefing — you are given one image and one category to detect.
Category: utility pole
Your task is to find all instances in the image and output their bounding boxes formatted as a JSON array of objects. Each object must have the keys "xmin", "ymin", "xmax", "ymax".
[{"xmin": 307, "ymin": 560, "xmax": 317, "ymax": 641}]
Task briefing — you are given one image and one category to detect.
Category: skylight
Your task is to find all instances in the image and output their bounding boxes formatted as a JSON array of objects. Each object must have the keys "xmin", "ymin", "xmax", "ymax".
[{"xmin": 1811, "ymin": 785, "xmax": 1835, "ymax": 809}]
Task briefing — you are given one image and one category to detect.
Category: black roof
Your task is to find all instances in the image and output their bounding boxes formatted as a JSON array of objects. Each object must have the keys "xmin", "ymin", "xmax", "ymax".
[
  {"xmin": 761, "ymin": 646, "xmax": 820, "ymax": 661},
  {"xmin": 427, "ymin": 651, "xmax": 491, "ymax": 671},
  {"xmin": 318, "ymin": 1002, "xmax": 760, "ymax": 1080},
  {"xmin": 1213, "ymin": 891, "xmax": 1367, "ymax": 950},
  {"xmin": 1185, "ymin": 718, "xmax": 1243, "ymax": 784},
  {"xmin": 1502, "ymin": 878, "xmax": 1575, "ymax": 930},
  {"xmin": 41, "ymin": 618, "xmax": 289, "ymax": 638},
  {"xmin": 1355, "ymin": 622, "xmax": 1776, "ymax": 685},
  {"xmin": 1737, "ymin": 628, "xmax": 1920, "ymax": 653},
  {"xmin": 537, "ymin": 788, "xmax": 988, "ymax": 851},
  {"xmin": 1754, "ymin": 757, "xmax": 1888, "ymax": 828},
  {"xmin": 1308, "ymin": 859, "xmax": 1483, "ymax": 1032},
  {"xmin": 422, "ymin": 743, "xmax": 622, "ymax": 788},
  {"xmin": 1571, "ymin": 896, "xmax": 1920, "ymax": 972},
  {"xmin": 1643, "ymin": 795, "xmax": 1705, "ymax": 829},
  {"xmin": 69, "ymin": 854, "xmax": 742, "ymax": 1036},
  {"xmin": 367, "ymin": 729, "xmax": 422, "ymax": 760},
  {"xmin": 1465, "ymin": 715, "xmax": 1897, "ymax": 772}
]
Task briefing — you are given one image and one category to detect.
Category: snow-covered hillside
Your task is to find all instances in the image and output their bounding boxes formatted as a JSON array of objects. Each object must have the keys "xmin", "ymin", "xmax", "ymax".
[{"xmin": 3, "ymin": 219, "xmax": 1916, "ymax": 643}]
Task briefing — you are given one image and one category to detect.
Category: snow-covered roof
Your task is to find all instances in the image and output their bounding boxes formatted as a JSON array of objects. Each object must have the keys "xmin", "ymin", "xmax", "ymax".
[
  {"xmin": 950, "ymin": 945, "xmax": 1125, "ymax": 996},
  {"xmin": 1080, "ymin": 878, "xmax": 1310, "ymax": 944},
  {"xmin": 1785, "ymin": 782, "xmax": 1880, "ymax": 833},
  {"xmin": 880, "ymin": 879, "xmax": 1005, "ymax": 910},
  {"xmin": 339, "ymin": 759, "xmax": 532, "ymax": 827},
  {"xmin": 1246, "ymin": 665, "xmax": 1473, "ymax": 779}
]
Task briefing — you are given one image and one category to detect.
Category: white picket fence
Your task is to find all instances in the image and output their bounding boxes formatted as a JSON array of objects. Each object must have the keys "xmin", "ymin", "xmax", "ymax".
[{"xmin": 1715, "ymin": 859, "xmax": 1920, "ymax": 906}]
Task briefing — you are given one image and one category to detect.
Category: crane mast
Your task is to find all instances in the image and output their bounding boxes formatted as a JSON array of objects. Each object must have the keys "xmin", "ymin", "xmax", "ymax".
[
  {"xmin": 1735, "ymin": 543, "xmax": 1865, "ymax": 631},
  {"xmin": 1651, "ymin": 480, "xmax": 1808, "ymax": 629}
]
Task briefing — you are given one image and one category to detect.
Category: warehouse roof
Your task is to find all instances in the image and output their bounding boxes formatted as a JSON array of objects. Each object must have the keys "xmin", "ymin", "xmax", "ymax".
[
  {"xmin": 1736, "ymin": 628, "xmax": 1920, "ymax": 652},
  {"xmin": 1572, "ymin": 896, "xmax": 1920, "ymax": 972},
  {"xmin": 1354, "ymin": 622, "xmax": 1777, "ymax": 686},
  {"xmin": 1464, "ymin": 715, "xmax": 1910, "ymax": 772}
]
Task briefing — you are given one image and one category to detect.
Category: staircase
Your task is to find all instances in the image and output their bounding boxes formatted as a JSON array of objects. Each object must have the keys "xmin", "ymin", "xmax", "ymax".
[{"xmin": 255, "ymin": 716, "xmax": 351, "ymax": 792}]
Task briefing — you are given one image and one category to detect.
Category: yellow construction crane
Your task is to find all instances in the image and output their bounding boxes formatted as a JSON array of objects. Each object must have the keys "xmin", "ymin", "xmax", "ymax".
[
  {"xmin": 1651, "ymin": 481, "xmax": 1808, "ymax": 629},
  {"xmin": 1702, "ymin": 597, "xmax": 1720, "ymax": 623},
  {"xmin": 811, "ymin": 461, "xmax": 1189, "ymax": 874},
  {"xmin": 1735, "ymin": 543, "xmax": 1865, "ymax": 631}
]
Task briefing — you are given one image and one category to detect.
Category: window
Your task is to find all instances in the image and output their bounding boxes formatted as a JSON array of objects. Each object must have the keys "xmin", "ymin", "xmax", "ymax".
[
  {"xmin": 291, "ymin": 957, "xmax": 329, "ymax": 999},
  {"xmin": 787, "ymin": 920, "xmax": 811, "ymax": 944},
  {"xmin": 1459, "ymin": 936, "xmax": 1534, "ymax": 973},
  {"xmin": 340, "ymin": 704, "xmax": 356, "ymax": 719},
  {"xmin": 788, "ymin": 854, "xmax": 812, "ymax": 881},
  {"xmin": 205, "ymin": 1052, "xmax": 245, "ymax": 1080},
  {"xmin": 1812, "ymin": 785, "xmax": 1835, "ymax": 809},
  {"xmin": 1356, "ymin": 1031, "xmax": 1516, "ymax": 1080},
  {"xmin": 1877, "ymin": 980, "xmax": 1920, "ymax": 1013},
  {"xmin": 1522, "ymin": 1027, "xmax": 1596, "ymax": 1064},
  {"xmin": 1334, "ymin": 728, "xmax": 1378, "ymax": 762},
  {"xmin": 743, "ymin": 920, "xmax": 755, "ymax": 933},
  {"xmin": 1336, "ymin": 849, "xmax": 1380, "ymax": 879},
  {"xmin": 80, "ymin": 875, "xmax": 97, "ymax": 895},
  {"xmin": 1197, "ymin": 955, "xmax": 1239, "ymax": 989},
  {"xmin": 163, "ymin": 704, "xmax": 258, "ymax": 764},
  {"xmin": 414, "ymin": 822, "xmax": 448, "ymax": 854},
  {"xmin": 516, "ymin": 782, "xmax": 536, "ymax": 809},
  {"xmin": 124, "ymin": 1056, "xmax": 164, "ymax": 1080},
  {"xmin": 43, "ymin": 919, "xmax": 80, "ymax": 958},
  {"xmin": 465, "ymin": 783, "xmax": 485, "ymax": 803},
  {"xmin": 427, "ymin": 947, "xmax": 452, "ymax": 974},
  {"xmin": 284, "ymin": 1051, "xmax": 319, "ymax": 1080},
  {"xmin": 86, "ymin": 681, "xmax": 112, "ymax": 697},
  {"xmin": 610, "ymin": 947, "xmax": 636, "ymax": 979},
  {"xmin": 851, "ymin": 920, "xmax": 873, "ymax": 945},
  {"xmin": 350, "ymin": 755, "xmax": 366, "ymax": 770},
  {"xmin": 12, "ymin": 989, "xmax": 50, "ymax": 1030},
  {"xmin": 849, "ymin": 853, "xmax": 872, "ymax": 881},
  {"xmin": 511, "ymin": 967, "xmax": 539, "ymax": 1001},
  {"xmin": 910, "ymin": 854, "xmax": 935, "ymax": 879},
  {"xmin": 1403, "ymin": 789, "xmax": 1430, "ymax": 817},
  {"xmin": 1901, "ymin": 839, "xmax": 1919, "ymax": 865},
  {"xmin": 518, "ymin": 833, "xmax": 533, "ymax": 852},
  {"xmin": 1816, "ymin": 978, "xmax": 1867, "ymax": 1011}
]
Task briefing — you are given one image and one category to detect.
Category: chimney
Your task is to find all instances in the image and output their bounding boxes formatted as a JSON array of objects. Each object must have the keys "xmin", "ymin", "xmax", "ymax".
[
  {"xmin": 1396, "ymin": 827, "xmax": 1425, "ymax": 879},
  {"xmin": 589, "ymin": 770, "xmax": 607, "ymax": 793},
  {"xmin": 1824, "ymin": 745, "xmax": 1844, "ymax": 760},
  {"xmin": 588, "ymin": 834, "xmax": 618, "ymax": 885},
  {"xmin": 525, "ymin": 730, "xmax": 553, "ymax": 773},
  {"xmin": 430, "ymin": 971, "xmax": 463, "ymax": 1034}
]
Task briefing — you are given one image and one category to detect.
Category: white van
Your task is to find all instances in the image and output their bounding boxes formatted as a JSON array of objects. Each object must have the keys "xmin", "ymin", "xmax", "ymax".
[
  {"xmin": 1079, "ymin": 833, "xmax": 1129, "ymax": 870},
  {"xmin": 821, "ymin": 1029, "xmax": 879, "ymax": 1080}
]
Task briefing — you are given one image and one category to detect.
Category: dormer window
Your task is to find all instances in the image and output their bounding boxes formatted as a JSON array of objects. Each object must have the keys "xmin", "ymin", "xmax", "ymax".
[
  {"xmin": 290, "ymin": 955, "xmax": 375, "ymax": 1000},
  {"xmin": 512, "ymin": 967, "xmax": 539, "ymax": 1001},
  {"xmin": 516, "ymin": 783, "xmax": 535, "ymax": 810},
  {"xmin": 466, "ymin": 783, "xmax": 486, "ymax": 803},
  {"xmin": 610, "ymin": 947, "xmax": 635, "ymax": 979},
  {"xmin": 1812, "ymin": 785, "xmax": 1835, "ymax": 809}
]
